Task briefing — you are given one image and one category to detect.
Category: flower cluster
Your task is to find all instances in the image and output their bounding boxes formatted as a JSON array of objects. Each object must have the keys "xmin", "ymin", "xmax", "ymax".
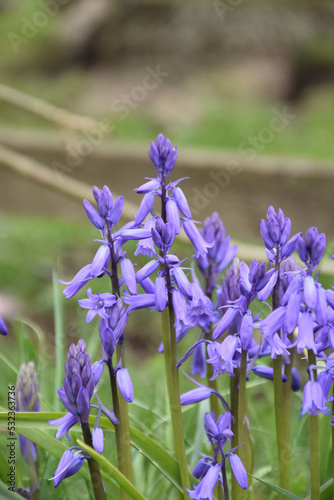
[
  {"xmin": 49, "ymin": 340, "xmax": 117, "ymax": 487},
  {"xmin": 187, "ymin": 411, "xmax": 247, "ymax": 499}
]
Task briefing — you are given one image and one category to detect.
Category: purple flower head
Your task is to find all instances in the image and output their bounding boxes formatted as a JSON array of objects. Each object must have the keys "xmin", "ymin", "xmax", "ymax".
[
  {"xmin": 59, "ymin": 264, "xmax": 94, "ymax": 299},
  {"xmin": 99, "ymin": 298, "xmax": 128, "ymax": 358},
  {"xmin": 149, "ymin": 133, "xmax": 177, "ymax": 176},
  {"xmin": 183, "ymin": 220, "xmax": 214, "ymax": 259},
  {"xmin": 260, "ymin": 206, "xmax": 300, "ymax": 263},
  {"xmin": 196, "ymin": 213, "xmax": 238, "ymax": 293},
  {"xmin": 301, "ymin": 380, "xmax": 330, "ymax": 417},
  {"xmin": 92, "ymin": 427, "xmax": 104, "ymax": 454},
  {"xmin": 207, "ymin": 336, "xmax": 239, "ymax": 378},
  {"xmin": 83, "ymin": 199, "xmax": 105, "ymax": 230},
  {"xmin": 78, "ymin": 288, "xmax": 116, "ymax": 323},
  {"xmin": 58, "ymin": 340, "xmax": 97, "ymax": 423},
  {"xmin": 204, "ymin": 411, "xmax": 233, "ymax": 452},
  {"xmin": 191, "ymin": 343, "xmax": 207, "ymax": 378},
  {"xmin": 16, "ymin": 362, "xmax": 39, "ymax": 413},
  {"xmin": 16, "ymin": 362, "xmax": 39, "ymax": 463},
  {"xmin": 0, "ymin": 316, "xmax": 8, "ymax": 335},
  {"xmin": 187, "ymin": 282, "xmax": 218, "ymax": 333},
  {"xmin": 151, "ymin": 217, "xmax": 175, "ymax": 253},
  {"xmin": 134, "ymin": 218, "xmax": 156, "ymax": 258},
  {"xmin": 297, "ymin": 228, "xmax": 326, "ymax": 273},
  {"xmin": 228, "ymin": 453, "xmax": 248, "ymax": 489},
  {"xmin": 252, "ymin": 366, "xmax": 287, "ymax": 383},
  {"xmin": 53, "ymin": 448, "xmax": 85, "ymax": 488},
  {"xmin": 49, "ymin": 413, "xmax": 78, "ymax": 440},
  {"xmin": 114, "ymin": 352, "xmax": 134, "ymax": 403},
  {"xmin": 187, "ymin": 462, "xmax": 221, "ymax": 500}
]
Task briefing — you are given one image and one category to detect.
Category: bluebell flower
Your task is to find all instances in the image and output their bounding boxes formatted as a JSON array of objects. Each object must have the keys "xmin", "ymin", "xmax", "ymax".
[
  {"xmin": 53, "ymin": 448, "xmax": 85, "ymax": 488},
  {"xmin": 196, "ymin": 213, "xmax": 238, "ymax": 294},
  {"xmin": 16, "ymin": 362, "xmax": 39, "ymax": 463},
  {"xmin": 50, "ymin": 340, "xmax": 102, "ymax": 430},
  {"xmin": 78, "ymin": 288, "xmax": 116, "ymax": 323},
  {"xmin": 114, "ymin": 352, "xmax": 134, "ymax": 403},
  {"xmin": 183, "ymin": 220, "xmax": 213, "ymax": 259},
  {"xmin": 252, "ymin": 365, "xmax": 287, "ymax": 383},
  {"xmin": 297, "ymin": 227, "xmax": 326, "ymax": 273},
  {"xmin": 187, "ymin": 462, "xmax": 221, "ymax": 499},
  {"xmin": 99, "ymin": 298, "xmax": 128, "ymax": 358},
  {"xmin": 148, "ymin": 133, "xmax": 177, "ymax": 175},
  {"xmin": 92, "ymin": 427, "xmax": 104, "ymax": 454},
  {"xmin": 207, "ymin": 336, "xmax": 239, "ymax": 378},
  {"xmin": 0, "ymin": 316, "xmax": 8, "ymax": 335},
  {"xmin": 301, "ymin": 380, "xmax": 330, "ymax": 417},
  {"xmin": 227, "ymin": 453, "xmax": 248, "ymax": 489},
  {"xmin": 191, "ymin": 343, "xmax": 207, "ymax": 378},
  {"xmin": 260, "ymin": 206, "xmax": 301, "ymax": 263}
]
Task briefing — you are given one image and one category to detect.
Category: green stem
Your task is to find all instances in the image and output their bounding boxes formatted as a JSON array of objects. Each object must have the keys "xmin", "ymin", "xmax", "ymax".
[
  {"xmin": 230, "ymin": 370, "xmax": 239, "ymax": 500},
  {"xmin": 309, "ymin": 414, "xmax": 319, "ymax": 500},
  {"xmin": 221, "ymin": 459, "xmax": 230, "ymax": 500},
  {"xmin": 308, "ymin": 350, "xmax": 319, "ymax": 500},
  {"xmin": 107, "ymin": 358, "xmax": 127, "ymax": 500},
  {"xmin": 237, "ymin": 350, "xmax": 249, "ymax": 500},
  {"xmin": 106, "ymin": 230, "xmax": 133, "ymax": 498},
  {"xmin": 116, "ymin": 344, "xmax": 133, "ymax": 484},
  {"xmin": 282, "ymin": 346, "xmax": 294, "ymax": 447},
  {"xmin": 81, "ymin": 422, "xmax": 106, "ymax": 500},
  {"xmin": 168, "ymin": 294, "xmax": 190, "ymax": 499},
  {"xmin": 273, "ymin": 355, "xmax": 290, "ymax": 497}
]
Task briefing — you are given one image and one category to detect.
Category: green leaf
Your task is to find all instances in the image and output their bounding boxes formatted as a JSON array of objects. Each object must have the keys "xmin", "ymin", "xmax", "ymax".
[
  {"xmin": 0, "ymin": 479, "xmax": 23, "ymax": 499},
  {"xmin": 1, "ymin": 412, "xmax": 188, "ymax": 493},
  {"xmin": 78, "ymin": 439, "xmax": 148, "ymax": 500},
  {"xmin": 250, "ymin": 474, "xmax": 303, "ymax": 500},
  {"xmin": 304, "ymin": 478, "xmax": 334, "ymax": 500}
]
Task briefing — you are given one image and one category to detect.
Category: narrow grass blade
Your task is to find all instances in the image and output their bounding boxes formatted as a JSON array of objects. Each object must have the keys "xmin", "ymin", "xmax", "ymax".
[{"xmin": 250, "ymin": 473, "xmax": 303, "ymax": 500}]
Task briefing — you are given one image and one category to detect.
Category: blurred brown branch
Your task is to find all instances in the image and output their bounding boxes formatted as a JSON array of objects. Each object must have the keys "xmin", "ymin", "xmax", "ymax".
[{"xmin": 0, "ymin": 83, "xmax": 99, "ymax": 131}]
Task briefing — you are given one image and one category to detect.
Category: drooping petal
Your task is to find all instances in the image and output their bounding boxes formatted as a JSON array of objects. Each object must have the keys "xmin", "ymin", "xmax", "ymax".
[
  {"xmin": 304, "ymin": 276, "xmax": 317, "ymax": 310},
  {"xmin": 212, "ymin": 308, "xmax": 237, "ymax": 340},
  {"xmin": 135, "ymin": 193, "xmax": 155, "ymax": 226},
  {"xmin": 228, "ymin": 453, "xmax": 248, "ymax": 489},
  {"xmin": 92, "ymin": 427, "xmax": 104, "ymax": 454},
  {"xmin": 121, "ymin": 258, "xmax": 137, "ymax": 295},
  {"xmin": 83, "ymin": 199, "xmax": 105, "ymax": 229},
  {"xmin": 173, "ymin": 187, "xmax": 192, "ymax": 219},
  {"xmin": 155, "ymin": 276, "xmax": 167, "ymax": 312},
  {"xmin": 116, "ymin": 368, "xmax": 134, "ymax": 403},
  {"xmin": 49, "ymin": 413, "xmax": 78, "ymax": 440}
]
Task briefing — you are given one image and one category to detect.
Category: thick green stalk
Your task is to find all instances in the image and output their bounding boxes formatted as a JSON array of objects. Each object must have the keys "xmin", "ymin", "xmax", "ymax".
[
  {"xmin": 106, "ymin": 230, "xmax": 133, "ymax": 498},
  {"xmin": 308, "ymin": 351, "xmax": 319, "ymax": 500},
  {"xmin": 230, "ymin": 370, "xmax": 239, "ymax": 500},
  {"xmin": 81, "ymin": 422, "xmax": 107, "ymax": 500},
  {"xmin": 282, "ymin": 346, "xmax": 295, "ymax": 446},
  {"xmin": 272, "ymin": 254, "xmax": 290, "ymax": 496},
  {"xmin": 116, "ymin": 344, "xmax": 133, "ymax": 484},
  {"xmin": 221, "ymin": 459, "xmax": 230, "ymax": 500},
  {"xmin": 107, "ymin": 359, "xmax": 128, "ymax": 500},
  {"xmin": 168, "ymin": 295, "xmax": 190, "ymax": 498},
  {"xmin": 273, "ymin": 355, "xmax": 290, "ymax": 497},
  {"xmin": 237, "ymin": 350, "xmax": 249, "ymax": 500},
  {"xmin": 309, "ymin": 414, "xmax": 319, "ymax": 500},
  {"xmin": 273, "ymin": 356, "xmax": 290, "ymax": 491}
]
